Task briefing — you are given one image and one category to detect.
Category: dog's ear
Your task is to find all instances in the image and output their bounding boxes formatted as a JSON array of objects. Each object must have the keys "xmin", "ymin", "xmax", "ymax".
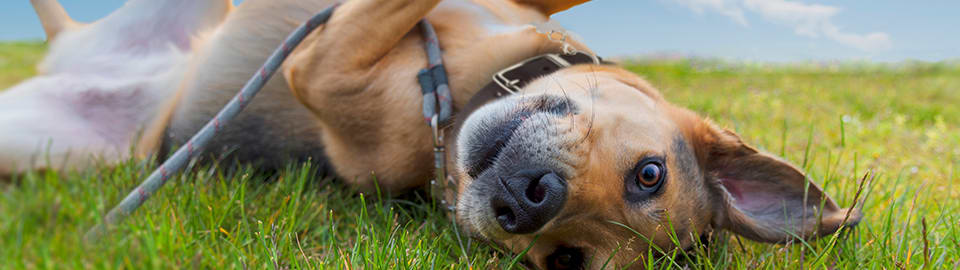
[
  {"xmin": 692, "ymin": 123, "xmax": 861, "ymax": 243},
  {"xmin": 30, "ymin": 0, "xmax": 78, "ymax": 40},
  {"xmin": 512, "ymin": 0, "xmax": 591, "ymax": 16}
]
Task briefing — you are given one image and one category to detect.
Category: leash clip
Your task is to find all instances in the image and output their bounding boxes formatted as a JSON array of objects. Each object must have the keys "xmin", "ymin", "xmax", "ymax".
[
  {"xmin": 429, "ymin": 115, "xmax": 456, "ymax": 213},
  {"xmin": 532, "ymin": 21, "xmax": 600, "ymax": 64},
  {"xmin": 542, "ymin": 26, "xmax": 576, "ymax": 56},
  {"xmin": 545, "ymin": 30, "xmax": 580, "ymax": 57},
  {"xmin": 431, "ymin": 114, "xmax": 443, "ymax": 148}
]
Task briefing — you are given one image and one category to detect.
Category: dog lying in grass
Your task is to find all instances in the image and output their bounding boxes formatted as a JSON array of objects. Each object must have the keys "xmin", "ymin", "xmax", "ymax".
[{"xmin": 1, "ymin": 0, "xmax": 861, "ymax": 268}]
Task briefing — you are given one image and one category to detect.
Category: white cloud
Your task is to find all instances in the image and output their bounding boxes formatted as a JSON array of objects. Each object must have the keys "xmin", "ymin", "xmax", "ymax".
[
  {"xmin": 672, "ymin": 0, "xmax": 749, "ymax": 25},
  {"xmin": 667, "ymin": 0, "xmax": 892, "ymax": 52}
]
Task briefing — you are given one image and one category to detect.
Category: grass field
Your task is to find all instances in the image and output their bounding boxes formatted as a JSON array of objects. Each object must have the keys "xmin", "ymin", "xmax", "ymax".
[{"xmin": 1, "ymin": 41, "xmax": 958, "ymax": 269}]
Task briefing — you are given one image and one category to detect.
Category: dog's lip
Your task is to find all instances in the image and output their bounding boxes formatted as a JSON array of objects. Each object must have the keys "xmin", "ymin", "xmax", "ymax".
[
  {"xmin": 465, "ymin": 200, "xmax": 512, "ymax": 240},
  {"xmin": 469, "ymin": 204, "xmax": 572, "ymax": 241}
]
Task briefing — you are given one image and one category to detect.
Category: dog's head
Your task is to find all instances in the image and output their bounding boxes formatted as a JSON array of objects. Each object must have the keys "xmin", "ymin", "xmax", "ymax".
[{"xmin": 454, "ymin": 65, "xmax": 860, "ymax": 269}]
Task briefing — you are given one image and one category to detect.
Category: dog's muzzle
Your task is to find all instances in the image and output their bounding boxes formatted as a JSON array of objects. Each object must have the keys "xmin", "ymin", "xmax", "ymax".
[{"xmin": 456, "ymin": 94, "xmax": 578, "ymax": 236}]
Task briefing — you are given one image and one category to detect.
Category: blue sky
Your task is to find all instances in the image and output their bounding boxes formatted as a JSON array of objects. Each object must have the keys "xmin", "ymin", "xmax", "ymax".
[{"xmin": 2, "ymin": 0, "xmax": 957, "ymax": 62}]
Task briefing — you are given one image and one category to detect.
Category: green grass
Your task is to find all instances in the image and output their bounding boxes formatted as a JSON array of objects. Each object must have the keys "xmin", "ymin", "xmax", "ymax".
[
  {"xmin": 2, "ymin": 42, "xmax": 959, "ymax": 269},
  {"xmin": 0, "ymin": 41, "xmax": 45, "ymax": 89}
]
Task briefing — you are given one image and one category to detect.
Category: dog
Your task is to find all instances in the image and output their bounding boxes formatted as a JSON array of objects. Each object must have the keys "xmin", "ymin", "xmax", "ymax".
[{"xmin": 2, "ymin": 0, "xmax": 861, "ymax": 269}]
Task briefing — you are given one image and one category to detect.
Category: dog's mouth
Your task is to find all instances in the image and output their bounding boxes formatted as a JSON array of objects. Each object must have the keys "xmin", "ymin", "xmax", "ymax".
[{"xmin": 455, "ymin": 94, "xmax": 580, "ymax": 239}]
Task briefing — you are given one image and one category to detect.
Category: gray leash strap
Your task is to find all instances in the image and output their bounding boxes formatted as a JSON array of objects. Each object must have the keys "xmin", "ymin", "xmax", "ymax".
[
  {"xmin": 417, "ymin": 20, "xmax": 453, "ymax": 126},
  {"xmin": 416, "ymin": 21, "xmax": 458, "ymax": 212},
  {"xmin": 84, "ymin": 6, "xmax": 338, "ymax": 242},
  {"xmin": 87, "ymin": 5, "xmax": 455, "ymax": 242}
]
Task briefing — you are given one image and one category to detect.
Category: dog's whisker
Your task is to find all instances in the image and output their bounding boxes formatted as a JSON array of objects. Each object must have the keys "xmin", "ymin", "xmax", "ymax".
[
  {"xmin": 547, "ymin": 76, "xmax": 575, "ymax": 141},
  {"xmin": 570, "ymin": 68, "xmax": 599, "ymax": 145},
  {"xmin": 551, "ymin": 75, "xmax": 579, "ymax": 135}
]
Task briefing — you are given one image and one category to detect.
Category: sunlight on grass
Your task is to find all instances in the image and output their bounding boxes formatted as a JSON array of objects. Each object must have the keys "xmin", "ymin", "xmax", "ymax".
[
  {"xmin": 2, "ymin": 43, "xmax": 958, "ymax": 269},
  {"xmin": 0, "ymin": 41, "xmax": 45, "ymax": 89}
]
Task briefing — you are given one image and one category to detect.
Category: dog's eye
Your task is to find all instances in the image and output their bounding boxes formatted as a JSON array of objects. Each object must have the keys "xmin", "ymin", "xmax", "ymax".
[
  {"xmin": 636, "ymin": 161, "xmax": 664, "ymax": 188},
  {"xmin": 624, "ymin": 157, "xmax": 667, "ymax": 202},
  {"xmin": 546, "ymin": 246, "xmax": 584, "ymax": 270}
]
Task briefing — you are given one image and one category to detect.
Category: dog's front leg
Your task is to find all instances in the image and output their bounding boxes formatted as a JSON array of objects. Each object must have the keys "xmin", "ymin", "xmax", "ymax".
[
  {"xmin": 284, "ymin": 0, "xmax": 441, "ymax": 80},
  {"xmin": 280, "ymin": 0, "xmax": 443, "ymax": 192}
]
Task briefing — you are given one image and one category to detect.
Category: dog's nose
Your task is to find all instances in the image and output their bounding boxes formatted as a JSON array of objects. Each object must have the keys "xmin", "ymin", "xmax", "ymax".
[{"xmin": 490, "ymin": 169, "xmax": 567, "ymax": 234}]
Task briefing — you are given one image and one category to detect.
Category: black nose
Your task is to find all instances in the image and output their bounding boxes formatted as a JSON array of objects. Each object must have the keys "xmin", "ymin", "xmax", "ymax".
[{"xmin": 490, "ymin": 169, "xmax": 568, "ymax": 234}]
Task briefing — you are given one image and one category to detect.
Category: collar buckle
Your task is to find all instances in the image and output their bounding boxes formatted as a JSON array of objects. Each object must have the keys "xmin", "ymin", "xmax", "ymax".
[{"xmin": 492, "ymin": 53, "xmax": 572, "ymax": 94}]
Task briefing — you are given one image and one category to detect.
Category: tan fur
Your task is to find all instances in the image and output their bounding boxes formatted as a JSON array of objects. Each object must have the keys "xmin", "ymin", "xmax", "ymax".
[
  {"xmin": 447, "ymin": 65, "xmax": 859, "ymax": 268},
  {"xmin": 30, "ymin": 0, "xmax": 80, "ymax": 41},
  {"xmin": 468, "ymin": 67, "xmax": 716, "ymax": 268},
  {"xmin": 136, "ymin": 64, "xmax": 194, "ymax": 160},
  {"xmin": 137, "ymin": 1, "xmax": 235, "ymax": 159},
  {"xmin": 118, "ymin": 0, "xmax": 859, "ymax": 268},
  {"xmin": 166, "ymin": 0, "xmax": 338, "ymax": 171},
  {"xmin": 279, "ymin": 0, "xmax": 586, "ymax": 191}
]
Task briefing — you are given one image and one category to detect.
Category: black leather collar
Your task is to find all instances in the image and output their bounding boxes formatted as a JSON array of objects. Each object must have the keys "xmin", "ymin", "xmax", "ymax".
[{"xmin": 457, "ymin": 52, "xmax": 602, "ymax": 122}]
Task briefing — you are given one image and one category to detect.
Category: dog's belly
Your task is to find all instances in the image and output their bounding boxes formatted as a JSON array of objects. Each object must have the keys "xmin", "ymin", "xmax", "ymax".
[
  {"xmin": 167, "ymin": 0, "xmax": 337, "ymax": 171},
  {"xmin": 0, "ymin": 68, "xmax": 180, "ymax": 174},
  {"xmin": 0, "ymin": 0, "xmax": 231, "ymax": 175}
]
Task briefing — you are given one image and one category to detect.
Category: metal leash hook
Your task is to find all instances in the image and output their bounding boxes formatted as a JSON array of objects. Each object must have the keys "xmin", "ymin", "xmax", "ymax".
[
  {"xmin": 429, "ymin": 115, "xmax": 456, "ymax": 212},
  {"xmin": 418, "ymin": 20, "xmax": 458, "ymax": 214},
  {"xmin": 544, "ymin": 29, "xmax": 576, "ymax": 55},
  {"xmin": 535, "ymin": 21, "xmax": 600, "ymax": 64}
]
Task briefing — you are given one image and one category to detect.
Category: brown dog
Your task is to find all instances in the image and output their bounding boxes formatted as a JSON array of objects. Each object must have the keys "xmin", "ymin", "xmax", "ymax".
[{"xmin": 4, "ymin": 0, "xmax": 860, "ymax": 269}]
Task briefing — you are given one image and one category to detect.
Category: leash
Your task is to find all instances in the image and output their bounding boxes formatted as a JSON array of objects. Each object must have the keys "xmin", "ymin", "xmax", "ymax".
[
  {"xmin": 416, "ymin": 21, "xmax": 458, "ymax": 213},
  {"xmin": 84, "ymin": 6, "xmax": 454, "ymax": 242}
]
